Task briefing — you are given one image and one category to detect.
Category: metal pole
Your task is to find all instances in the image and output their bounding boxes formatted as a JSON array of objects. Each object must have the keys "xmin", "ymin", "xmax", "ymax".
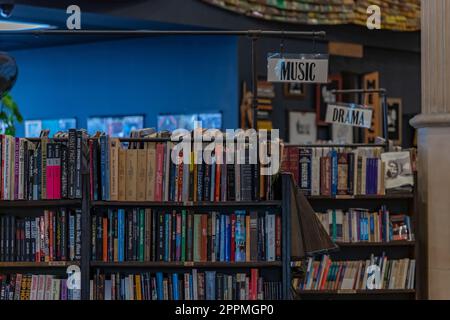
[
  {"xmin": 381, "ymin": 92, "xmax": 390, "ymax": 151},
  {"xmin": 251, "ymin": 36, "xmax": 258, "ymax": 129},
  {"xmin": 0, "ymin": 29, "xmax": 326, "ymax": 38}
]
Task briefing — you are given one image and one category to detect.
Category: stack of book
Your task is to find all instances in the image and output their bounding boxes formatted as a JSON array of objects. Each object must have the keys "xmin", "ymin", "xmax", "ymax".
[
  {"xmin": 293, "ymin": 254, "xmax": 415, "ymax": 291},
  {"xmin": 90, "ymin": 133, "xmax": 276, "ymax": 202},
  {"xmin": 92, "ymin": 209, "xmax": 281, "ymax": 263},
  {"xmin": 315, "ymin": 207, "xmax": 414, "ymax": 243},
  {"xmin": 0, "ymin": 209, "xmax": 82, "ymax": 262},
  {"xmin": 91, "ymin": 269, "xmax": 281, "ymax": 300},
  {"xmin": 0, "ymin": 273, "xmax": 80, "ymax": 300},
  {"xmin": 0, "ymin": 130, "xmax": 88, "ymax": 200},
  {"xmin": 282, "ymin": 147, "xmax": 386, "ymax": 196}
]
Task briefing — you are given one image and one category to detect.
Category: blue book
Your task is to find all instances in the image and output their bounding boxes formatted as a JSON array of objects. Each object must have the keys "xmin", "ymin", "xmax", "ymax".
[
  {"xmin": 235, "ymin": 211, "xmax": 246, "ymax": 262},
  {"xmin": 118, "ymin": 209, "xmax": 124, "ymax": 262},
  {"xmin": 156, "ymin": 272, "xmax": 164, "ymax": 300},
  {"xmin": 370, "ymin": 213, "xmax": 374, "ymax": 241},
  {"xmin": 205, "ymin": 271, "xmax": 216, "ymax": 300},
  {"xmin": 215, "ymin": 214, "xmax": 220, "ymax": 262},
  {"xmin": 164, "ymin": 214, "xmax": 170, "ymax": 262},
  {"xmin": 189, "ymin": 274, "xmax": 194, "ymax": 300},
  {"xmin": 225, "ymin": 215, "xmax": 230, "ymax": 262},
  {"xmin": 331, "ymin": 149, "xmax": 338, "ymax": 196},
  {"xmin": 172, "ymin": 273, "xmax": 179, "ymax": 300},
  {"xmin": 219, "ymin": 215, "xmax": 225, "ymax": 261}
]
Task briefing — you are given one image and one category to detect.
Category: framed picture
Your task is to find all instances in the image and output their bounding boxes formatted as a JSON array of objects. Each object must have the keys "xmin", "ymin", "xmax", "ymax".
[
  {"xmin": 25, "ymin": 118, "xmax": 77, "ymax": 137},
  {"xmin": 387, "ymin": 98, "xmax": 402, "ymax": 145},
  {"xmin": 87, "ymin": 115, "xmax": 144, "ymax": 137},
  {"xmin": 316, "ymin": 74, "xmax": 343, "ymax": 126},
  {"xmin": 286, "ymin": 110, "xmax": 317, "ymax": 144},
  {"xmin": 284, "ymin": 83, "xmax": 306, "ymax": 98},
  {"xmin": 157, "ymin": 112, "xmax": 223, "ymax": 131},
  {"xmin": 332, "ymin": 124, "xmax": 354, "ymax": 145}
]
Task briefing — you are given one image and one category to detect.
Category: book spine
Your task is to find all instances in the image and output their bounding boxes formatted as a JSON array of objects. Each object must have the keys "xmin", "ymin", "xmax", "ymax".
[
  {"xmin": 299, "ymin": 148, "xmax": 312, "ymax": 196},
  {"xmin": 68, "ymin": 129, "xmax": 77, "ymax": 199}
]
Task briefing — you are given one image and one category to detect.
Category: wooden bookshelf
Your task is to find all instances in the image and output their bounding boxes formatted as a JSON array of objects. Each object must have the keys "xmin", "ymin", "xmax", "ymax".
[
  {"xmin": 296, "ymin": 289, "xmax": 416, "ymax": 296},
  {"xmin": 90, "ymin": 261, "xmax": 282, "ymax": 268},
  {"xmin": 336, "ymin": 241, "xmax": 415, "ymax": 248},
  {"xmin": 0, "ymin": 199, "xmax": 82, "ymax": 208},
  {"xmin": 306, "ymin": 193, "xmax": 414, "ymax": 200},
  {"xmin": 92, "ymin": 201, "xmax": 282, "ymax": 208},
  {"xmin": 0, "ymin": 261, "xmax": 80, "ymax": 268}
]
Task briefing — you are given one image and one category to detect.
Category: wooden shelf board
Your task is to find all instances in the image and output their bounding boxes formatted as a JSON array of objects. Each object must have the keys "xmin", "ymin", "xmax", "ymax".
[
  {"xmin": 0, "ymin": 200, "xmax": 81, "ymax": 208},
  {"xmin": 0, "ymin": 261, "xmax": 80, "ymax": 268},
  {"xmin": 306, "ymin": 194, "xmax": 414, "ymax": 200},
  {"xmin": 90, "ymin": 261, "xmax": 282, "ymax": 268},
  {"xmin": 92, "ymin": 201, "xmax": 282, "ymax": 208},
  {"xmin": 336, "ymin": 241, "xmax": 415, "ymax": 248},
  {"xmin": 296, "ymin": 289, "xmax": 416, "ymax": 295}
]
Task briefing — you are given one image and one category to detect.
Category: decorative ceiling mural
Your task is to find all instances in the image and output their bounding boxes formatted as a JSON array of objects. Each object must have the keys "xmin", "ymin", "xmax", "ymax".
[{"xmin": 200, "ymin": 0, "xmax": 420, "ymax": 31}]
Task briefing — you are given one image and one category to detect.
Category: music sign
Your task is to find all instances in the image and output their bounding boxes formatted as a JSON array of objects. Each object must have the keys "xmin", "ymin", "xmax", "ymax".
[
  {"xmin": 267, "ymin": 53, "xmax": 329, "ymax": 84},
  {"xmin": 325, "ymin": 103, "xmax": 373, "ymax": 129}
]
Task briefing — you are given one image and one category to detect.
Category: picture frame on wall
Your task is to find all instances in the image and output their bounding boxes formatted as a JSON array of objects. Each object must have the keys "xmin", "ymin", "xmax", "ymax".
[
  {"xmin": 286, "ymin": 110, "xmax": 317, "ymax": 144},
  {"xmin": 284, "ymin": 83, "xmax": 306, "ymax": 98},
  {"xmin": 387, "ymin": 98, "xmax": 403, "ymax": 145},
  {"xmin": 316, "ymin": 74, "xmax": 343, "ymax": 126},
  {"xmin": 332, "ymin": 124, "xmax": 354, "ymax": 145}
]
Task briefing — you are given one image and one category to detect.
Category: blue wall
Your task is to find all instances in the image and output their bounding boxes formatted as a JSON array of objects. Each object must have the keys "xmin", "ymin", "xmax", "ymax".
[{"xmin": 11, "ymin": 36, "xmax": 238, "ymax": 136}]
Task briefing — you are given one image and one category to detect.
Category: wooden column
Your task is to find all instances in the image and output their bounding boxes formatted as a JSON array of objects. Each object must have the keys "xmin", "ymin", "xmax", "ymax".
[{"xmin": 410, "ymin": 0, "xmax": 450, "ymax": 300}]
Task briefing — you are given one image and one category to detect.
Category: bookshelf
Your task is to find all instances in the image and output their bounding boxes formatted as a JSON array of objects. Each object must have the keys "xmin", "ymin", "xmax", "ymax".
[{"xmin": 294, "ymin": 190, "xmax": 419, "ymax": 300}]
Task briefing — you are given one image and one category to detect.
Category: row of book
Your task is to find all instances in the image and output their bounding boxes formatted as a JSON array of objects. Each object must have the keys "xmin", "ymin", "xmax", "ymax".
[
  {"xmin": 315, "ymin": 207, "xmax": 414, "ymax": 243},
  {"xmin": 92, "ymin": 209, "xmax": 281, "ymax": 263},
  {"xmin": 0, "ymin": 209, "xmax": 82, "ymax": 262},
  {"xmin": 91, "ymin": 269, "xmax": 282, "ymax": 300},
  {"xmin": 282, "ymin": 147, "xmax": 387, "ymax": 196},
  {"xmin": 0, "ymin": 274, "xmax": 80, "ymax": 300},
  {"xmin": 0, "ymin": 131, "xmax": 88, "ymax": 200},
  {"xmin": 292, "ymin": 254, "xmax": 415, "ymax": 291},
  {"xmin": 90, "ymin": 133, "xmax": 277, "ymax": 202}
]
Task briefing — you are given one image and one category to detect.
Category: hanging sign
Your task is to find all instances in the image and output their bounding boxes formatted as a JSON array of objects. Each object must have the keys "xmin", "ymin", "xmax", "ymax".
[
  {"xmin": 325, "ymin": 103, "xmax": 373, "ymax": 129},
  {"xmin": 267, "ymin": 53, "xmax": 329, "ymax": 83}
]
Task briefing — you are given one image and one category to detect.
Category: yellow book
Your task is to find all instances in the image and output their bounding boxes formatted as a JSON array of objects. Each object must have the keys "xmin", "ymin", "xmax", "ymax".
[
  {"xmin": 125, "ymin": 149, "xmax": 138, "ymax": 201},
  {"xmin": 118, "ymin": 148, "xmax": 126, "ymax": 201},
  {"xmin": 145, "ymin": 143, "xmax": 156, "ymax": 201},
  {"xmin": 135, "ymin": 274, "xmax": 142, "ymax": 300},
  {"xmin": 136, "ymin": 149, "xmax": 147, "ymax": 201}
]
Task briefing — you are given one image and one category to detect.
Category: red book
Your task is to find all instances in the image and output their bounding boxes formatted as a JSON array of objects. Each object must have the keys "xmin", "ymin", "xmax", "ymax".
[
  {"xmin": 0, "ymin": 135, "xmax": 4, "ymax": 199},
  {"xmin": 35, "ymin": 217, "xmax": 40, "ymax": 262},
  {"xmin": 48, "ymin": 211, "xmax": 54, "ymax": 261},
  {"xmin": 201, "ymin": 215, "xmax": 208, "ymax": 262},
  {"xmin": 154, "ymin": 143, "xmax": 164, "ymax": 202},
  {"xmin": 288, "ymin": 147, "xmax": 299, "ymax": 186},
  {"xmin": 230, "ymin": 214, "xmax": 236, "ymax": 262},
  {"xmin": 214, "ymin": 160, "xmax": 221, "ymax": 202},
  {"xmin": 102, "ymin": 217, "xmax": 108, "ymax": 262},
  {"xmin": 280, "ymin": 146, "xmax": 290, "ymax": 173},
  {"xmin": 177, "ymin": 152, "xmax": 184, "ymax": 202},
  {"xmin": 275, "ymin": 215, "xmax": 281, "ymax": 260},
  {"xmin": 250, "ymin": 268, "xmax": 258, "ymax": 300},
  {"xmin": 53, "ymin": 144, "xmax": 61, "ymax": 199},
  {"xmin": 14, "ymin": 138, "xmax": 19, "ymax": 200},
  {"xmin": 320, "ymin": 259, "xmax": 331, "ymax": 290},
  {"xmin": 320, "ymin": 157, "xmax": 332, "ymax": 196}
]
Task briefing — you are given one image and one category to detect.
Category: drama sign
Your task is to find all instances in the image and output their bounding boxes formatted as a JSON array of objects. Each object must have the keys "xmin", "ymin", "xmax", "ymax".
[
  {"xmin": 267, "ymin": 53, "xmax": 328, "ymax": 83},
  {"xmin": 325, "ymin": 103, "xmax": 373, "ymax": 129}
]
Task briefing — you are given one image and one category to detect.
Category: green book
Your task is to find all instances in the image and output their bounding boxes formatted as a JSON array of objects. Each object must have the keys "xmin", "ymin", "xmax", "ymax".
[
  {"xmin": 193, "ymin": 214, "xmax": 201, "ymax": 262},
  {"xmin": 139, "ymin": 209, "xmax": 145, "ymax": 261},
  {"xmin": 181, "ymin": 210, "xmax": 186, "ymax": 262}
]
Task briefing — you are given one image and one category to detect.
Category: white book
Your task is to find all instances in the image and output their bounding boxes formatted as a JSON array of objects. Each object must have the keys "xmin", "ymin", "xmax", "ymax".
[
  {"xmin": 30, "ymin": 275, "xmax": 39, "ymax": 300},
  {"xmin": 104, "ymin": 280, "xmax": 112, "ymax": 300},
  {"xmin": 89, "ymin": 280, "xmax": 94, "ymax": 300},
  {"xmin": 311, "ymin": 148, "xmax": 320, "ymax": 196},
  {"xmin": 52, "ymin": 278, "xmax": 61, "ymax": 300},
  {"xmin": 37, "ymin": 275, "xmax": 46, "ymax": 300},
  {"xmin": 266, "ymin": 213, "xmax": 276, "ymax": 261},
  {"xmin": 341, "ymin": 262, "xmax": 354, "ymax": 290},
  {"xmin": 44, "ymin": 275, "xmax": 54, "ymax": 300}
]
